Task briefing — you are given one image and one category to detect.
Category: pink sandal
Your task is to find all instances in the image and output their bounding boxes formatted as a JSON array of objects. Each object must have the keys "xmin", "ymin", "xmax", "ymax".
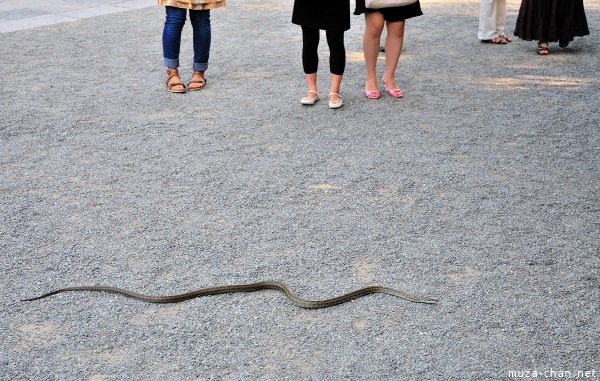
[
  {"xmin": 382, "ymin": 81, "xmax": 403, "ymax": 98},
  {"xmin": 365, "ymin": 89, "xmax": 381, "ymax": 99}
]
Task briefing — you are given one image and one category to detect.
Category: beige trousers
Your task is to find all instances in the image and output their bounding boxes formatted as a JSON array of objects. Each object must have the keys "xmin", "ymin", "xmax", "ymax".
[{"xmin": 478, "ymin": 0, "xmax": 507, "ymax": 40}]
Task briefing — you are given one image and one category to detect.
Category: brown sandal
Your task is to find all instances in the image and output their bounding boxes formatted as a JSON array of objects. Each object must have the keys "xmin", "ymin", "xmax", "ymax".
[
  {"xmin": 482, "ymin": 36, "xmax": 507, "ymax": 44},
  {"xmin": 166, "ymin": 69, "xmax": 186, "ymax": 93},
  {"xmin": 188, "ymin": 70, "xmax": 207, "ymax": 91},
  {"xmin": 537, "ymin": 43, "xmax": 549, "ymax": 55}
]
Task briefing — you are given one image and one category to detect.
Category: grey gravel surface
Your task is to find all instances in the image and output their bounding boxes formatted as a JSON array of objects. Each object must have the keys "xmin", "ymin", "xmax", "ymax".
[{"xmin": 1, "ymin": 0, "xmax": 599, "ymax": 379}]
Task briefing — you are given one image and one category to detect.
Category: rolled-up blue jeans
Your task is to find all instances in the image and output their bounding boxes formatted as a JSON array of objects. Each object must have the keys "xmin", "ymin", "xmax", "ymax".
[{"xmin": 162, "ymin": 6, "xmax": 211, "ymax": 72}]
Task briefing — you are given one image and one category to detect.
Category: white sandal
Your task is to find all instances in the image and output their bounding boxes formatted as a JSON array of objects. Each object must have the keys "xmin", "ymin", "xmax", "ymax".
[
  {"xmin": 301, "ymin": 90, "xmax": 319, "ymax": 105},
  {"xmin": 328, "ymin": 93, "xmax": 343, "ymax": 109}
]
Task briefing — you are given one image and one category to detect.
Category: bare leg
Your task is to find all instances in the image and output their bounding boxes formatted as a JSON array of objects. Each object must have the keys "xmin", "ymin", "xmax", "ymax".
[
  {"xmin": 329, "ymin": 73, "xmax": 342, "ymax": 102},
  {"xmin": 382, "ymin": 20, "xmax": 405, "ymax": 90},
  {"xmin": 305, "ymin": 72, "xmax": 318, "ymax": 99},
  {"xmin": 363, "ymin": 12, "xmax": 385, "ymax": 92}
]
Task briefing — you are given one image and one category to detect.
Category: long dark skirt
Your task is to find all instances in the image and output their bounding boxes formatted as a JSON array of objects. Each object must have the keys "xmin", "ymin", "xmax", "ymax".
[{"xmin": 513, "ymin": 0, "xmax": 589, "ymax": 42}]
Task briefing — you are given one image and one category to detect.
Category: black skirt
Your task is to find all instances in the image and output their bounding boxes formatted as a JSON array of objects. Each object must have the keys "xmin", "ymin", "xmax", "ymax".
[
  {"xmin": 292, "ymin": 0, "xmax": 351, "ymax": 31},
  {"xmin": 513, "ymin": 0, "xmax": 589, "ymax": 42},
  {"xmin": 354, "ymin": 0, "xmax": 423, "ymax": 22}
]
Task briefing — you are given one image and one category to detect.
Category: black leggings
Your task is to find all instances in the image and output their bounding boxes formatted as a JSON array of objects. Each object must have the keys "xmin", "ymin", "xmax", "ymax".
[{"xmin": 301, "ymin": 26, "xmax": 346, "ymax": 76}]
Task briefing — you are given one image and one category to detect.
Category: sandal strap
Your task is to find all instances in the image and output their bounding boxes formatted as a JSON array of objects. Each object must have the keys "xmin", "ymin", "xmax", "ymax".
[
  {"xmin": 168, "ymin": 81, "xmax": 185, "ymax": 89},
  {"xmin": 190, "ymin": 71, "xmax": 207, "ymax": 85},
  {"xmin": 166, "ymin": 73, "xmax": 181, "ymax": 84}
]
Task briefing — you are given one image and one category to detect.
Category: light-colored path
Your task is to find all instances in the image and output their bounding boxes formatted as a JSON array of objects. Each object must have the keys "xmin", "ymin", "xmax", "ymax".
[{"xmin": 0, "ymin": 0, "xmax": 154, "ymax": 33}]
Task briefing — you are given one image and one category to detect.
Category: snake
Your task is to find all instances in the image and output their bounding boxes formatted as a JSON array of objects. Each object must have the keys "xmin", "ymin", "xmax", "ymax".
[{"xmin": 22, "ymin": 281, "xmax": 437, "ymax": 309}]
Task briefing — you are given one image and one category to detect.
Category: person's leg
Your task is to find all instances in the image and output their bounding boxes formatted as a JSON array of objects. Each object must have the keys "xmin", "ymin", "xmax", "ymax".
[
  {"xmin": 478, "ymin": 0, "xmax": 503, "ymax": 42},
  {"xmin": 326, "ymin": 30, "xmax": 345, "ymax": 104},
  {"xmin": 495, "ymin": 0, "xmax": 511, "ymax": 41},
  {"xmin": 301, "ymin": 26, "xmax": 320, "ymax": 101},
  {"xmin": 381, "ymin": 19, "xmax": 404, "ymax": 95},
  {"xmin": 163, "ymin": 6, "xmax": 187, "ymax": 91},
  {"xmin": 188, "ymin": 9, "xmax": 211, "ymax": 89},
  {"xmin": 363, "ymin": 11, "xmax": 385, "ymax": 93}
]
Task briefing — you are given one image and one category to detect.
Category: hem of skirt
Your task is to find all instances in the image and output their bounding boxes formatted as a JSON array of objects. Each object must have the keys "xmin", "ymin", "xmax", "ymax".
[
  {"xmin": 354, "ymin": 8, "xmax": 423, "ymax": 20},
  {"xmin": 291, "ymin": 21, "xmax": 350, "ymax": 32},
  {"xmin": 157, "ymin": 0, "xmax": 225, "ymax": 10},
  {"xmin": 513, "ymin": 31, "xmax": 590, "ymax": 42}
]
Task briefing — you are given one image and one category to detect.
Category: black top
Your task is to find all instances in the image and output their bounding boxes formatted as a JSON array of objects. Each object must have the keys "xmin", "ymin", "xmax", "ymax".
[{"xmin": 292, "ymin": 0, "xmax": 351, "ymax": 31}]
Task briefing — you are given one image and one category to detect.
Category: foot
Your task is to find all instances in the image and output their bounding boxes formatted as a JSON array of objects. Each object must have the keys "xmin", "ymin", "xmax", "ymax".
[
  {"xmin": 328, "ymin": 93, "xmax": 343, "ymax": 109},
  {"xmin": 559, "ymin": 40, "xmax": 570, "ymax": 48},
  {"xmin": 166, "ymin": 68, "xmax": 185, "ymax": 93},
  {"xmin": 382, "ymin": 77, "xmax": 403, "ymax": 98},
  {"xmin": 188, "ymin": 70, "xmax": 206, "ymax": 90},
  {"xmin": 301, "ymin": 90, "xmax": 319, "ymax": 105},
  {"xmin": 482, "ymin": 36, "xmax": 507, "ymax": 44},
  {"xmin": 537, "ymin": 42, "xmax": 549, "ymax": 55},
  {"xmin": 365, "ymin": 76, "xmax": 379, "ymax": 98},
  {"xmin": 500, "ymin": 35, "xmax": 512, "ymax": 42},
  {"xmin": 365, "ymin": 89, "xmax": 381, "ymax": 99}
]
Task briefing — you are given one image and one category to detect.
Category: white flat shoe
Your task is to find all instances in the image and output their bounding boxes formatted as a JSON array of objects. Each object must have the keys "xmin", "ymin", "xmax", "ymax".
[
  {"xmin": 328, "ymin": 92, "xmax": 343, "ymax": 109},
  {"xmin": 301, "ymin": 90, "xmax": 319, "ymax": 105}
]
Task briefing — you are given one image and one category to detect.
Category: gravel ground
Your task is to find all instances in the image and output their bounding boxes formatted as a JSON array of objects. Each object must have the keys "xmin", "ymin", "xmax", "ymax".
[{"xmin": 1, "ymin": 0, "xmax": 599, "ymax": 379}]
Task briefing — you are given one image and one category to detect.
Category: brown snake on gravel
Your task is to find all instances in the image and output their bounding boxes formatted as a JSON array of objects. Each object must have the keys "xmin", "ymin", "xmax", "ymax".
[{"xmin": 22, "ymin": 281, "xmax": 437, "ymax": 309}]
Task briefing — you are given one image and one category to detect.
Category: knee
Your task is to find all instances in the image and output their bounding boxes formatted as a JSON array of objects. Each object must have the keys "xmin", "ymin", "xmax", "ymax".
[
  {"xmin": 326, "ymin": 32, "xmax": 345, "ymax": 50},
  {"xmin": 387, "ymin": 22, "xmax": 405, "ymax": 39},
  {"xmin": 365, "ymin": 24, "xmax": 384, "ymax": 39}
]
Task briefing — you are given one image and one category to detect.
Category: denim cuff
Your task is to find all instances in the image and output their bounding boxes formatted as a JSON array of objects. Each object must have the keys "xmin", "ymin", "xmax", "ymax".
[
  {"xmin": 193, "ymin": 62, "xmax": 208, "ymax": 72},
  {"xmin": 163, "ymin": 57, "xmax": 179, "ymax": 69}
]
